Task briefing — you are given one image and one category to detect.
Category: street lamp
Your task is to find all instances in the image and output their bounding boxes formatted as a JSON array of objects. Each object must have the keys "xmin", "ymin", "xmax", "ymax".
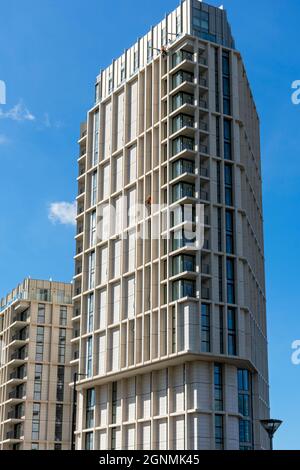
[
  {"xmin": 260, "ymin": 419, "xmax": 283, "ymax": 450},
  {"xmin": 71, "ymin": 372, "xmax": 88, "ymax": 450}
]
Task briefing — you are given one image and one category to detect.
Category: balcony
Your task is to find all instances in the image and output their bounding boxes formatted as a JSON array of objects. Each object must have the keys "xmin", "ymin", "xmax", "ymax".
[
  {"xmin": 8, "ymin": 389, "xmax": 25, "ymax": 401},
  {"xmin": 172, "ymin": 70, "xmax": 194, "ymax": 93},
  {"xmin": 200, "ymin": 189, "xmax": 209, "ymax": 201},
  {"xmin": 172, "ymin": 136, "xmax": 195, "ymax": 158},
  {"xmin": 200, "ymin": 167, "xmax": 209, "ymax": 178},
  {"xmin": 201, "ymin": 263, "xmax": 211, "ymax": 276},
  {"xmin": 172, "ymin": 92, "xmax": 195, "ymax": 113},
  {"xmin": 172, "ymin": 182, "xmax": 195, "ymax": 203},
  {"xmin": 10, "ymin": 348, "xmax": 28, "ymax": 363},
  {"xmin": 172, "ymin": 229, "xmax": 196, "ymax": 253},
  {"xmin": 199, "ymin": 143, "xmax": 209, "ymax": 154},
  {"xmin": 172, "ymin": 159, "xmax": 195, "ymax": 180},
  {"xmin": 172, "ymin": 279, "xmax": 196, "ymax": 301},
  {"xmin": 199, "ymin": 120, "xmax": 208, "ymax": 132},
  {"xmin": 172, "ymin": 49, "xmax": 194, "ymax": 68},
  {"xmin": 6, "ymin": 429, "xmax": 23, "ymax": 441},
  {"xmin": 199, "ymin": 77, "xmax": 207, "ymax": 88},
  {"xmin": 172, "ymin": 113, "xmax": 195, "ymax": 136},
  {"xmin": 172, "ymin": 254, "xmax": 196, "ymax": 277}
]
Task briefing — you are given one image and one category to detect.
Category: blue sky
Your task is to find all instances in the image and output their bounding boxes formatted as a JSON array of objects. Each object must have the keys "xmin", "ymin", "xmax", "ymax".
[{"xmin": 0, "ymin": 0, "xmax": 299, "ymax": 450}]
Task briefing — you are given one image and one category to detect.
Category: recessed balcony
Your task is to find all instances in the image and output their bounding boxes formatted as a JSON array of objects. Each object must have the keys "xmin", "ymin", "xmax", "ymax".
[{"xmin": 171, "ymin": 70, "xmax": 195, "ymax": 95}]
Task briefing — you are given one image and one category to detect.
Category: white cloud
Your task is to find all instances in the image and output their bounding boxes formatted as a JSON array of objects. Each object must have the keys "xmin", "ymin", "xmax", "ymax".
[
  {"xmin": 0, "ymin": 100, "xmax": 35, "ymax": 122},
  {"xmin": 49, "ymin": 201, "xmax": 76, "ymax": 226}
]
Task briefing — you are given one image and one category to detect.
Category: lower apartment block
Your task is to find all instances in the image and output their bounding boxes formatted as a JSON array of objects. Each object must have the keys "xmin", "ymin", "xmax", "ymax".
[{"xmin": 0, "ymin": 279, "xmax": 73, "ymax": 450}]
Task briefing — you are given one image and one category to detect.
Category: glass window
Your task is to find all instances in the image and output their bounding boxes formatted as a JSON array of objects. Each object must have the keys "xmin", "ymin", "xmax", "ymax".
[
  {"xmin": 214, "ymin": 364, "xmax": 223, "ymax": 411},
  {"xmin": 85, "ymin": 432, "xmax": 94, "ymax": 450},
  {"xmin": 35, "ymin": 327, "xmax": 44, "ymax": 361},
  {"xmin": 86, "ymin": 388, "xmax": 95, "ymax": 428},
  {"xmin": 56, "ymin": 366, "xmax": 65, "ymax": 402},
  {"xmin": 37, "ymin": 304, "xmax": 45, "ymax": 324},
  {"xmin": 55, "ymin": 404, "xmax": 63, "ymax": 442},
  {"xmin": 32, "ymin": 403, "xmax": 41, "ymax": 440},
  {"xmin": 87, "ymin": 293, "xmax": 94, "ymax": 333},
  {"xmin": 86, "ymin": 337, "xmax": 93, "ymax": 377},
  {"xmin": 58, "ymin": 329, "xmax": 66, "ymax": 363},
  {"xmin": 201, "ymin": 304, "xmax": 210, "ymax": 352},
  {"xmin": 215, "ymin": 415, "xmax": 224, "ymax": 450},
  {"xmin": 228, "ymin": 308, "xmax": 236, "ymax": 355},
  {"xmin": 59, "ymin": 306, "xmax": 67, "ymax": 327}
]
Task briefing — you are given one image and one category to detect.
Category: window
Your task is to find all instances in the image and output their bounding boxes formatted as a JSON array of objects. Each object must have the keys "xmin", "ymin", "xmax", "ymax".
[
  {"xmin": 86, "ymin": 337, "xmax": 93, "ymax": 377},
  {"xmin": 226, "ymin": 258, "xmax": 235, "ymax": 304},
  {"xmin": 172, "ymin": 254, "xmax": 195, "ymax": 275},
  {"xmin": 133, "ymin": 50, "xmax": 139, "ymax": 72},
  {"xmin": 55, "ymin": 404, "xmax": 63, "ymax": 442},
  {"xmin": 127, "ymin": 145, "xmax": 137, "ymax": 183},
  {"xmin": 86, "ymin": 388, "xmax": 95, "ymax": 428},
  {"xmin": 32, "ymin": 403, "xmax": 41, "ymax": 440},
  {"xmin": 172, "ymin": 280, "xmax": 196, "ymax": 300},
  {"xmin": 218, "ymin": 256, "xmax": 223, "ymax": 302},
  {"xmin": 176, "ymin": 15, "xmax": 182, "ymax": 36},
  {"xmin": 215, "ymin": 49, "xmax": 220, "ymax": 113},
  {"xmin": 201, "ymin": 304, "xmax": 210, "ymax": 352},
  {"xmin": 35, "ymin": 327, "xmax": 44, "ymax": 361},
  {"xmin": 172, "ymin": 113, "xmax": 194, "ymax": 133},
  {"xmin": 172, "ymin": 50, "xmax": 193, "ymax": 68},
  {"xmin": 225, "ymin": 164, "xmax": 233, "ymax": 206},
  {"xmin": 215, "ymin": 415, "xmax": 224, "ymax": 450},
  {"xmin": 99, "ymin": 245, "xmax": 108, "ymax": 284},
  {"xmin": 31, "ymin": 443, "xmax": 39, "ymax": 450},
  {"xmin": 121, "ymin": 60, "xmax": 126, "ymax": 82},
  {"xmin": 222, "ymin": 51, "xmax": 231, "ymax": 115},
  {"xmin": 172, "ymin": 182, "xmax": 195, "ymax": 201},
  {"xmin": 58, "ymin": 329, "xmax": 66, "ymax": 363},
  {"xmin": 37, "ymin": 304, "xmax": 45, "ymax": 324},
  {"xmin": 112, "ymin": 283, "xmax": 121, "ymax": 323},
  {"xmin": 37, "ymin": 288, "xmax": 49, "ymax": 301},
  {"xmin": 172, "ymin": 70, "xmax": 194, "ymax": 89},
  {"xmin": 161, "ymin": 27, "xmax": 167, "ymax": 45},
  {"xmin": 238, "ymin": 370, "xmax": 252, "ymax": 450},
  {"xmin": 54, "ymin": 443, "xmax": 62, "ymax": 450},
  {"xmin": 102, "ymin": 163, "xmax": 110, "ymax": 200},
  {"xmin": 90, "ymin": 171, "xmax": 97, "ymax": 206},
  {"xmin": 85, "ymin": 432, "xmax": 94, "ymax": 450},
  {"xmin": 108, "ymin": 71, "xmax": 113, "ymax": 93},
  {"xmin": 226, "ymin": 210, "xmax": 234, "ymax": 254},
  {"xmin": 59, "ymin": 306, "xmax": 67, "ymax": 327},
  {"xmin": 92, "ymin": 110, "xmax": 99, "ymax": 166},
  {"xmin": 147, "ymin": 39, "xmax": 153, "ymax": 62},
  {"xmin": 219, "ymin": 306, "xmax": 224, "ymax": 354},
  {"xmin": 216, "ymin": 117, "xmax": 221, "ymax": 157},
  {"xmin": 88, "ymin": 251, "xmax": 95, "ymax": 290},
  {"xmin": 172, "ymin": 92, "xmax": 194, "ymax": 110},
  {"xmin": 228, "ymin": 308, "xmax": 237, "ymax": 355},
  {"xmin": 87, "ymin": 293, "xmax": 94, "ymax": 333},
  {"xmin": 111, "ymin": 382, "xmax": 118, "ymax": 424},
  {"xmin": 224, "ymin": 119, "xmax": 232, "ymax": 160},
  {"xmin": 89, "ymin": 210, "xmax": 97, "ymax": 247},
  {"xmin": 98, "ymin": 289, "xmax": 107, "ymax": 330},
  {"xmin": 172, "ymin": 136, "xmax": 194, "ymax": 155},
  {"xmin": 56, "ymin": 366, "xmax": 65, "ymax": 402},
  {"xmin": 34, "ymin": 364, "xmax": 42, "ymax": 400},
  {"xmin": 172, "ymin": 159, "xmax": 195, "ymax": 179},
  {"xmin": 214, "ymin": 364, "xmax": 223, "ymax": 411}
]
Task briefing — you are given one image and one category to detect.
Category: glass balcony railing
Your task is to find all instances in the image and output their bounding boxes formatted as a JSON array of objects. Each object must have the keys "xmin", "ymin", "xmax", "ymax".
[
  {"xmin": 172, "ymin": 182, "xmax": 195, "ymax": 202},
  {"xmin": 172, "ymin": 114, "xmax": 194, "ymax": 133},
  {"xmin": 172, "ymin": 159, "xmax": 195, "ymax": 179},
  {"xmin": 172, "ymin": 279, "xmax": 196, "ymax": 300},
  {"xmin": 172, "ymin": 92, "xmax": 194, "ymax": 111},
  {"xmin": 172, "ymin": 136, "xmax": 194, "ymax": 156},
  {"xmin": 172, "ymin": 49, "xmax": 194, "ymax": 68},
  {"xmin": 172, "ymin": 230, "xmax": 196, "ymax": 251},
  {"xmin": 172, "ymin": 255, "xmax": 196, "ymax": 275},
  {"xmin": 172, "ymin": 70, "xmax": 194, "ymax": 89}
]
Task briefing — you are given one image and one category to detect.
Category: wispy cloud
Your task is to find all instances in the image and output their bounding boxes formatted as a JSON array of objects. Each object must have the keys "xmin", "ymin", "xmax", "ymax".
[
  {"xmin": 41, "ymin": 112, "xmax": 64, "ymax": 129},
  {"xmin": 48, "ymin": 201, "xmax": 76, "ymax": 226},
  {"xmin": 0, "ymin": 100, "xmax": 35, "ymax": 122}
]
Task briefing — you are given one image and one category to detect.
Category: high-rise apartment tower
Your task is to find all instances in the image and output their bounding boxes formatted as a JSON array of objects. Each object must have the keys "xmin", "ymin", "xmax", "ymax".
[
  {"xmin": 73, "ymin": 0, "xmax": 270, "ymax": 450},
  {"xmin": 0, "ymin": 279, "xmax": 73, "ymax": 450}
]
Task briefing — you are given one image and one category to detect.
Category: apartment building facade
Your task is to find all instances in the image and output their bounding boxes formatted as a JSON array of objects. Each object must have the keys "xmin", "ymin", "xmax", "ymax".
[
  {"xmin": 73, "ymin": 0, "xmax": 270, "ymax": 450},
  {"xmin": 0, "ymin": 279, "xmax": 73, "ymax": 450}
]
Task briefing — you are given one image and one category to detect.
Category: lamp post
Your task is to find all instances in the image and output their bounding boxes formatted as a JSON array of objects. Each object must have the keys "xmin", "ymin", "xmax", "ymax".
[
  {"xmin": 71, "ymin": 372, "xmax": 87, "ymax": 450},
  {"xmin": 260, "ymin": 419, "xmax": 283, "ymax": 450}
]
